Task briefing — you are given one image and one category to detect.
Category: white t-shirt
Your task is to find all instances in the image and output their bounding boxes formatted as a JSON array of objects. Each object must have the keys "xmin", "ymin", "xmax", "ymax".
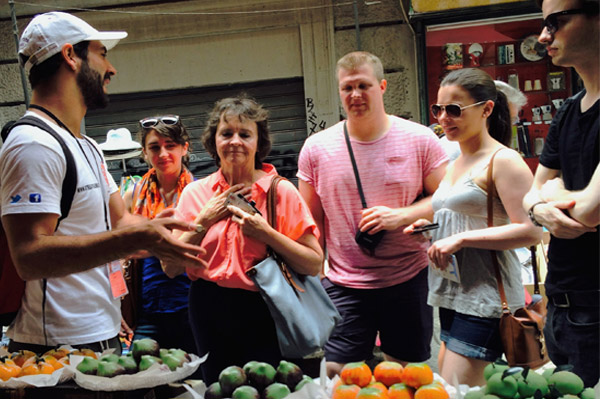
[{"xmin": 0, "ymin": 112, "xmax": 121, "ymax": 346}]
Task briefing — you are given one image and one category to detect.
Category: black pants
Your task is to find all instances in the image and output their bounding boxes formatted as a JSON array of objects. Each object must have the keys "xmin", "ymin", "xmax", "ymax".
[
  {"xmin": 8, "ymin": 335, "xmax": 122, "ymax": 355},
  {"xmin": 188, "ymin": 278, "xmax": 282, "ymax": 384}
]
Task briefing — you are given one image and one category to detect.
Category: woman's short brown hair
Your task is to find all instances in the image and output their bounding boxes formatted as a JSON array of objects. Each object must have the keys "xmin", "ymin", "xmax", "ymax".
[{"xmin": 202, "ymin": 94, "xmax": 271, "ymax": 169}]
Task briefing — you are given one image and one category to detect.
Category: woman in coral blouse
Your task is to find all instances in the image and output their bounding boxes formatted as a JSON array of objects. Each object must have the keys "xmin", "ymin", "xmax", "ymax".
[{"xmin": 162, "ymin": 95, "xmax": 323, "ymax": 383}]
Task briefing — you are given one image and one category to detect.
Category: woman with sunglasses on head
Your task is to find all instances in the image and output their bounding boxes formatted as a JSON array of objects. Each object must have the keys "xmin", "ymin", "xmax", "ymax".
[
  {"xmin": 161, "ymin": 95, "xmax": 322, "ymax": 384},
  {"xmin": 121, "ymin": 115, "xmax": 197, "ymax": 356},
  {"xmin": 407, "ymin": 68, "xmax": 542, "ymax": 386}
]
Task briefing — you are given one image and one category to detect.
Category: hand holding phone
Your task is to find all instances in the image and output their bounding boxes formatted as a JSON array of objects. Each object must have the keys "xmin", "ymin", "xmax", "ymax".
[
  {"xmin": 225, "ymin": 192, "xmax": 261, "ymax": 216},
  {"xmin": 410, "ymin": 223, "xmax": 439, "ymax": 235}
]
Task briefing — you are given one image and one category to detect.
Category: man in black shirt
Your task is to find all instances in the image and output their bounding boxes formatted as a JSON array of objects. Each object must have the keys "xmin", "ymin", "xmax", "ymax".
[{"xmin": 523, "ymin": 0, "xmax": 599, "ymax": 387}]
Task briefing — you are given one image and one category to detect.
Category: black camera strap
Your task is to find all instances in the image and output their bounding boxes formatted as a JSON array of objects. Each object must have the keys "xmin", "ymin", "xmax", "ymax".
[{"xmin": 343, "ymin": 122, "xmax": 368, "ymax": 208}]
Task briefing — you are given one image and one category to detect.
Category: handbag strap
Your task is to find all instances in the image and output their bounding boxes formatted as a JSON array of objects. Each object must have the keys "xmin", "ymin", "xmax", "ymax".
[
  {"xmin": 486, "ymin": 149, "xmax": 511, "ymax": 313},
  {"xmin": 530, "ymin": 245, "xmax": 541, "ymax": 295},
  {"xmin": 266, "ymin": 175, "xmax": 304, "ymax": 293},
  {"xmin": 343, "ymin": 122, "xmax": 368, "ymax": 209}
]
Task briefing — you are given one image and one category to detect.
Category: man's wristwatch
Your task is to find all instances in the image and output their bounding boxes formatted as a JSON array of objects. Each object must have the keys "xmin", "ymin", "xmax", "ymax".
[{"xmin": 528, "ymin": 201, "xmax": 545, "ymax": 227}]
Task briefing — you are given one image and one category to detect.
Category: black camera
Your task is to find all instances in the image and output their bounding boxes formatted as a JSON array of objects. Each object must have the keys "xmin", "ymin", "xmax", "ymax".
[{"xmin": 355, "ymin": 229, "xmax": 386, "ymax": 255}]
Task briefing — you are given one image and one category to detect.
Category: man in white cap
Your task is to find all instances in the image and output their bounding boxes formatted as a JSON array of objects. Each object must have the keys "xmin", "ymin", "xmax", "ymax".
[{"xmin": 0, "ymin": 12, "xmax": 206, "ymax": 354}]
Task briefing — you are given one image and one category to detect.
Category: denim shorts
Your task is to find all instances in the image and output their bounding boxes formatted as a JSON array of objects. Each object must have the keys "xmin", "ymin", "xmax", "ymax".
[
  {"xmin": 439, "ymin": 307, "xmax": 503, "ymax": 362},
  {"xmin": 322, "ymin": 267, "xmax": 433, "ymax": 363}
]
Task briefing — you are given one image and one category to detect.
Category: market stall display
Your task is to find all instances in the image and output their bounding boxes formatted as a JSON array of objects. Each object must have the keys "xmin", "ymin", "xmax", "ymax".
[{"xmin": 0, "ymin": 339, "xmax": 203, "ymax": 392}]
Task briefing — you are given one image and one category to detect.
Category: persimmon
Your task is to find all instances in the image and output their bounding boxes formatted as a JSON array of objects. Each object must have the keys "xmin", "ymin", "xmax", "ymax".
[
  {"xmin": 388, "ymin": 383, "xmax": 415, "ymax": 399},
  {"xmin": 41, "ymin": 355, "xmax": 63, "ymax": 370},
  {"xmin": 368, "ymin": 381, "xmax": 389, "ymax": 395},
  {"xmin": 18, "ymin": 359, "xmax": 54, "ymax": 377},
  {"xmin": 414, "ymin": 383, "xmax": 449, "ymax": 399},
  {"xmin": 10, "ymin": 350, "xmax": 36, "ymax": 367},
  {"xmin": 374, "ymin": 361, "xmax": 404, "ymax": 387},
  {"xmin": 356, "ymin": 386, "xmax": 389, "ymax": 399},
  {"xmin": 341, "ymin": 362, "xmax": 373, "ymax": 388},
  {"xmin": 332, "ymin": 384, "xmax": 362, "ymax": 399},
  {"xmin": 402, "ymin": 363, "xmax": 434, "ymax": 389},
  {"xmin": 43, "ymin": 348, "xmax": 70, "ymax": 360},
  {"xmin": 71, "ymin": 348, "xmax": 97, "ymax": 359},
  {"xmin": 0, "ymin": 357, "xmax": 21, "ymax": 380}
]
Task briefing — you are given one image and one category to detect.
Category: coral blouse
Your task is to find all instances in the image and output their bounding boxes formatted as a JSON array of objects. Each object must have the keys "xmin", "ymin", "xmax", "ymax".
[{"xmin": 176, "ymin": 164, "xmax": 318, "ymax": 291}]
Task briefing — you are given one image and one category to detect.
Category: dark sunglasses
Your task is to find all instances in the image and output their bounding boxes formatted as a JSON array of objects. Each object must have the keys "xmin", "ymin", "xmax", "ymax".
[
  {"xmin": 139, "ymin": 115, "xmax": 180, "ymax": 128},
  {"xmin": 430, "ymin": 101, "xmax": 486, "ymax": 119},
  {"xmin": 542, "ymin": 9, "xmax": 587, "ymax": 35}
]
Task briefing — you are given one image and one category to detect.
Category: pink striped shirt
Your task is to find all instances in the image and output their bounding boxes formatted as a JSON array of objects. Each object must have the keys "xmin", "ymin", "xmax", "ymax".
[{"xmin": 297, "ymin": 116, "xmax": 448, "ymax": 289}]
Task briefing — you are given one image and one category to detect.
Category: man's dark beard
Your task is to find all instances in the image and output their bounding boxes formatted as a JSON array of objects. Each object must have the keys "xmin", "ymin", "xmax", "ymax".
[{"xmin": 76, "ymin": 60, "xmax": 110, "ymax": 110}]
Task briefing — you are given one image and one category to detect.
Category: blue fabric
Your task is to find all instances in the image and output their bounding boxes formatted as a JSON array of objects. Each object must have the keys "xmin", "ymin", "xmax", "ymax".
[
  {"xmin": 439, "ymin": 307, "xmax": 503, "ymax": 362},
  {"xmin": 322, "ymin": 268, "xmax": 432, "ymax": 363},
  {"xmin": 140, "ymin": 256, "xmax": 190, "ymax": 313}
]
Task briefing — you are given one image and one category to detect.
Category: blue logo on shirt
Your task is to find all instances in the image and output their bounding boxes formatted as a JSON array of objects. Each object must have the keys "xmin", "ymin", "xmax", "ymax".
[
  {"xmin": 29, "ymin": 193, "xmax": 42, "ymax": 203},
  {"xmin": 10, "ymin": 194, "xmax": 22, "ymax": 203}
]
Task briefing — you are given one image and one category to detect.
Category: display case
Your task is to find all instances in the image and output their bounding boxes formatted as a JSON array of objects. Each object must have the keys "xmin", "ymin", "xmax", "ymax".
[{"xmin": 410, "ymin": 3, "xmax": 578, "ymax": 173}]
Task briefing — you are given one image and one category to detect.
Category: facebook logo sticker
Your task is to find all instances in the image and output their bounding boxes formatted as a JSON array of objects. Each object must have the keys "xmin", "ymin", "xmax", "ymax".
[{"xmin": 29, "ymin": 193, "xmax": 42, "ymax": 203}]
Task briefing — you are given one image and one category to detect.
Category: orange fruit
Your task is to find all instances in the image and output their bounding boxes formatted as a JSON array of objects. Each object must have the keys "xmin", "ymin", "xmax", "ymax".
[
  {"xmin": 43, "ymin": 348, "xmax": 70, "ymax": 360},
  {"xmin": 41, "ymin": 355, "xmax": 63, "ymax": 370},
  {"xmin": 10, "ymin": 350, "xmax": 36, "ymax": 367},
  {"xmin": 71, "ymin": 348, "xmax": 97, "ymax": 359},
  {"xmin": 368, "ymin": 381, "xmax": 389, "ymax": 395},
  {"xmin": 402, "ymin": 363, "xmax": 433, "ymax": 389},
  {"xmin": 356, "ymin": 386, "xmax": 389, "ymax": 399},
  {"xmin": 389, "ymin": 383, "xmax": 415, "ymax": 399},
  {"xmin": 414, "ymin": 383, "xmax": 449, "ymax": 399},
  {"xmin": 374, "ymin": 361, "xmax": 404, "ymax": 387},
  {"xmin": 341, "ymin": 362, "xmax": 373, "ymax": 388},
  {"xmin": 332, "ymin": 384, "xmax": 362, "ymax": 399}
]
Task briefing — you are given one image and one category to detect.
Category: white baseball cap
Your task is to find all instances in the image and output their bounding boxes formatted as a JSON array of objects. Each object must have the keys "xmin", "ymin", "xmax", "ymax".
[{"xmin": 19, "ymin": 11, "xmax": 127, "ymax": 73}]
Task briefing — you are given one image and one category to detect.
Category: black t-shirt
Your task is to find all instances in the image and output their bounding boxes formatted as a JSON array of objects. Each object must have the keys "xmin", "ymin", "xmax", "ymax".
[{"xmin": 539, "ymin": 90, "xmax": 599, "ymax": 296}]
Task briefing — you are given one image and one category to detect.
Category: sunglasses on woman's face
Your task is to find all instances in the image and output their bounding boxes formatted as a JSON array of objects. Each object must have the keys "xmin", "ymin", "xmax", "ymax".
[
  {"xmin": 430, "ymin": 101, "xmax": 486, "ymax": 119},
  {"xmin": 542, "ymin": 8, "xmax": 587, "ymax": 35},
  {"xmin": 139, "ymin": 115, "xmax": 180, "ymax": 128}
]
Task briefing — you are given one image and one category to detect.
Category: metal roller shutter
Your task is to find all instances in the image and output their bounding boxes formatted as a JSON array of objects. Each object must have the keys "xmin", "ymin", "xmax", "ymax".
[{"xmin": 84, "ymin": 77, "xmax": 306, "ymax": 185}]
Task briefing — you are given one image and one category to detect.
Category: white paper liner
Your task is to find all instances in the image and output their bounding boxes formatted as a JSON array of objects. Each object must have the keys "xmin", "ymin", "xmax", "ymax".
[
  {"xmin": 0, "ymin": 346, "xmax": 75, "ymax": 388},
  {"xmin": 0, "ymin": 367, "xmax": 74, "ymax": 389},
  {"xmin": 66, "ymin": 353, "xmax": 206, "ymax": 391}
]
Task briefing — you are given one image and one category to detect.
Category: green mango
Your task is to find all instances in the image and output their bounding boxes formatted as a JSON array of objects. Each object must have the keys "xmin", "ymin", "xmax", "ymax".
[
  {"xmin": 205, "ymin": 382, "xmax": 225, "ymax": 399},
  {"xmin": 231, "ymin": 385, "xmax": 260, "ymax": 399},
  {"xmin": 580, "ymin": 387, "xmax": 595, "ymax": 399},
  {"xmin": 243, "ymin": 360, "xmax": 260, "ymax": 374},
  {"xmin": 274, "ymin": 360, "xmax": 303, "ymax": 391},
  {"xmin": 117, "ymin": 355, "xmax": 138, "ymax": 374},
  {"xmin": 168, "ymin": 348, "xmax": 190, "ymax": 362},
  {"xmin": 516, "ymin": 369, "xmax": 549, "ymax": 397},
  {"xmin": 97, "ymin": 360, "xmax": 126, "ymax": 377},
  {"xmin": 487, "ymin": 372, "xmax": 518, "ymax": 399},
  {"xmin": 138, "ymin": 355, "xmax": 162, "ymax": 371},
  {"xmin": 99, "ymin": 353, "xmax": 119, "ymax": 363},
  {"xmin": 131, "ymin": 338, "xmax": 160, "ymax": 363},
  {"xmin": 246, "ymin": 361, "xmax": 276, "ymax": 392},
  {"xmin": 295, "ymin": 375, "xmax": 313, "ymax": 391},
  {"xmin": 219, "ymin": 365, "xmax": 247, "ymax": 397},
  {"xmin": 161, "ymin": 353, "xmax": 184, "ymax": 371},
  {"xmin": 264, "ymin": 382, "xmax": 291, "ymax": 399},
  {"xmin": 76, "ymin": 357, "xmax": 100, "ymax": 375},
  {"xmin": 484, "ymin": 361, "xmax": 510, "ymax": 381},
  {"xmin": 548, "ymin": 371, "xmax": 584, "ymax": 396}
]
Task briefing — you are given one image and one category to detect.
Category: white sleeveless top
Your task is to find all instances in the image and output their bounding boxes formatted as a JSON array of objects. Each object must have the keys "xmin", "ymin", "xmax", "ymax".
[{"xmin": 428, "ymin": 162, "xmax": 525, "ymax": 318}]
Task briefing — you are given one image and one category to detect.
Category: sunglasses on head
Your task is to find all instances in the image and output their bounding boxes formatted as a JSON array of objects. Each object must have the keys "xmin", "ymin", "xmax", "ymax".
[
  {"xmin": 430, "ymin": 101, "xmax": 486, "ymax": 119},
  {"xmin": 542, "ymin": 8, "xmax": 593, "ymax": 35},
  {"xmin": 139, "ymin": 115, "xmax": 180, "ymax": 128}
]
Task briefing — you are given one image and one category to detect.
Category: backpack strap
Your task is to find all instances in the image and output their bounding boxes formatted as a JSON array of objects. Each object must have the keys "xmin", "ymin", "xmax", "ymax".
[{"xmin": 7, "ymin": 116, "xmax": 77, "ymax": 229}]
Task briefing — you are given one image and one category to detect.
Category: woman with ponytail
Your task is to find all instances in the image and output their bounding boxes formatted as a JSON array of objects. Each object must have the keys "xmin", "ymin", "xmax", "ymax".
[{"xmin": 407, "ymin": 68, "xmax": 541, "ymax": 385}]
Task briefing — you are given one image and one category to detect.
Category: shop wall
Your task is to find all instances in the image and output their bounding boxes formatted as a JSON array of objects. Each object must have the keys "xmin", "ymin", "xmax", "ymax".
[
  {"xmin": 0, "ymin": 0, "xmax": 420, "ymax": 144},
  {"xmin": 333, "ymin": 0, "xmax": 419, "ymax": 120}
]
